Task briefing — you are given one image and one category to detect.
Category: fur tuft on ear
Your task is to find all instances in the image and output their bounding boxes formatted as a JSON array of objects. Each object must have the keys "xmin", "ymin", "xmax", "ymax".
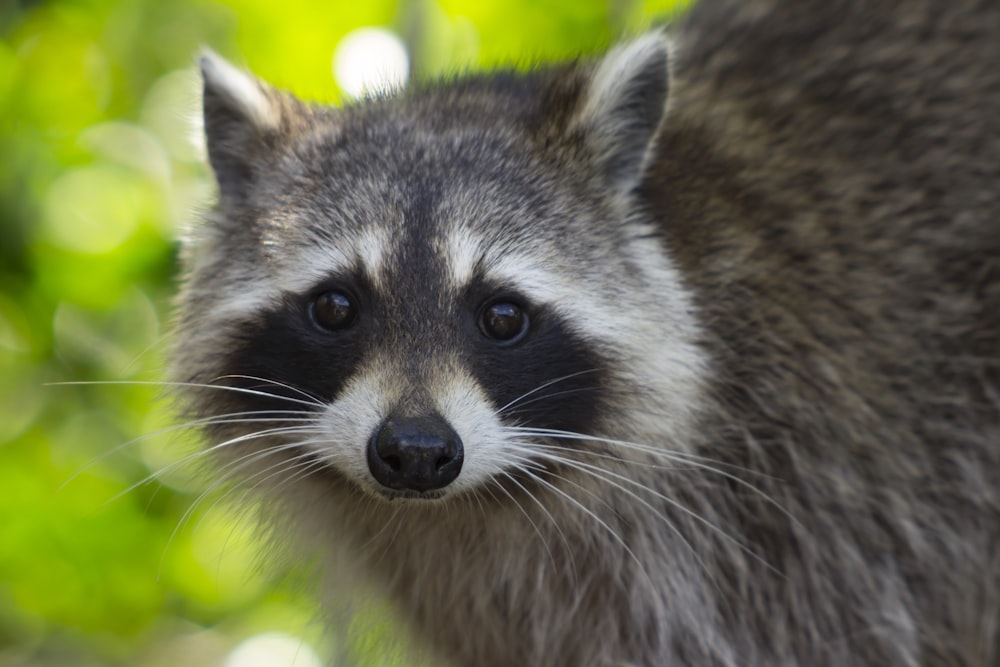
[
  {"xmin": 199, "ymin": 49, "xmax": 292, "ymax": 205},
  {"xmin": 574, "ymin": 33, "xmax": 672, "ymax": 197},
  {"xmin": 200, "ymin": 49, "xmax": 279, "ymax": 131}
]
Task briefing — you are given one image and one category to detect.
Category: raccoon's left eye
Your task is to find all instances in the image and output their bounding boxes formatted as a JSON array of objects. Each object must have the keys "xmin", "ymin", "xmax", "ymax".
[
  {"xmin": 479, "ymin": 301, "xmax": 528, "ymax": 343},
  {"xmin": 310, "ymin": 290, "xmax": 357, "ymax": 331}
]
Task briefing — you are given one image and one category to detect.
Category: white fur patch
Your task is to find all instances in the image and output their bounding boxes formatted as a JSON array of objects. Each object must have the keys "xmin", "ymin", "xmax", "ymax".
[
  {"xmin": 356, "ymin": 225, "xmax": 392, "ymax": 291},
  {"xmin": 207, "ymin": 282, "xmax": 284, "ymax": 322},
  {"xmin": 316, "ymin": 363, "xmax": 393, "ymax": 486},
  {"xmin": 431, "ymin": 368, "xmax": 510, "ymax": 492},
  {"xmin": 444, "ymin": 227, "xmax": 484, "ymax": 288},
  {"xmin": 195, "ymin": 228, "xmax": 390, "ymax": 327}
]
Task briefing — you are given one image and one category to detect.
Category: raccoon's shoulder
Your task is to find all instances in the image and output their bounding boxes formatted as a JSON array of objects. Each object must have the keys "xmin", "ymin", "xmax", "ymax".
[{"xmin": 652, "ymin": 0, "xmax": 1000, "ymax": 264}]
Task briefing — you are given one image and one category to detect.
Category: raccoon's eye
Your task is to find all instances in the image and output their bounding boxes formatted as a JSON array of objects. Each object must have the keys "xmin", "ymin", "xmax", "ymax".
[
  {"xmin": 311, "ymin": 291, "xmax": 357, "ymax": 331},
  {"xmin": 479, "ymin": 301, "xmax": 528, "ymax": 343}
]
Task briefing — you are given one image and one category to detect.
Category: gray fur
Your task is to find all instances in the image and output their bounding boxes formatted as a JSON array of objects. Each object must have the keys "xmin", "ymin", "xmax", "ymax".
[{"xmin": 173, "ymin": 1, "xmax": 1000, "ymax": 665}]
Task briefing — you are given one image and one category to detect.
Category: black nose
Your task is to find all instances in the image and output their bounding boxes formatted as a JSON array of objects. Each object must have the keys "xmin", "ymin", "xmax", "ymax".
[{"xmin": 367, "ymin": 415, "xmax": 464, "ymax": 492}]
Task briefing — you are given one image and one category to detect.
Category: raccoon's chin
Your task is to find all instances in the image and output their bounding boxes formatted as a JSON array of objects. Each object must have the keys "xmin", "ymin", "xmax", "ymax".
[
  {"xmin": 370, "ymin": 487, "xmax": 451, "ymax": 503},
  {"xmin": 324, "ymin": 467, "xmax": 460, "ymax": 504}
]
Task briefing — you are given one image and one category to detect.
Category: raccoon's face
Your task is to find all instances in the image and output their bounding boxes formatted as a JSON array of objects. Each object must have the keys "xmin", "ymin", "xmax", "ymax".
[{"xmin": 174, "ymin": 37, "xmax": 705, "ymax": 502}]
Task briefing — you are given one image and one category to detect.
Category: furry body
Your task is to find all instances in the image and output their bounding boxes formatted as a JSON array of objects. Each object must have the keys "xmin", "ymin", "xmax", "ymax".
[{"xmin": 174, "ymin": 0, "xmax": 1000, "ymax": 665}]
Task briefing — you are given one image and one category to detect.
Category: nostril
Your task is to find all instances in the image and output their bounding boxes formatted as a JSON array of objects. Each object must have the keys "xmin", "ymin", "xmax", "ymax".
[{"xmin": 367, "ymin": 415, "xmax": 464, "ymax": 492}]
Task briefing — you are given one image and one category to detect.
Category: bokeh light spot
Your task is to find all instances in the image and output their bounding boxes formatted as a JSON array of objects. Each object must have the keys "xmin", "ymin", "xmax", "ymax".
[
  {"xmin": 332, "ymin": 27, "xmax": 409, "ymax": 98},
  {"xmin": 223, "ymin": 632, "xmax": 323, "ymax": 667},
  {"xmin": 41, "ymin": 164, "xmax": 150, "ymax": 254}
]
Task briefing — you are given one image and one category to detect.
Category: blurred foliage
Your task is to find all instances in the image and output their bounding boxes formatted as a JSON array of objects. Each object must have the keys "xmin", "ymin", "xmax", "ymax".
[{"xmin": 0, "ymin": 0, "xmax": 689, "ymax": 664}]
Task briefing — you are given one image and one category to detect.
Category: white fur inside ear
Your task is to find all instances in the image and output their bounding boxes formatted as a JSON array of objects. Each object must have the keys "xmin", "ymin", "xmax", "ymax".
[
  {"xmin": 574, "ymin": 33, "xmax": 672, "ymax": 197},
  {"xmin": 199, "ymin": 48, "xmax": 278, "ymax": 130},
  {"xmin": 580, "ymin": 33, "xmax": 671, "ymax": 128}
]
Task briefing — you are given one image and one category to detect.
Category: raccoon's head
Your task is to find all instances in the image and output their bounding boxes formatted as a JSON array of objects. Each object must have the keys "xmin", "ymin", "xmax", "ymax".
[{"xmin": 174, "ymin": 35, "xmax": 705, "ymax": 503}]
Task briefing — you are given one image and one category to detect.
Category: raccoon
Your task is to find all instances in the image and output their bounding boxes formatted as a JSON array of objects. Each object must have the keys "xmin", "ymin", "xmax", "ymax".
[{"xmin": 172, "ymin": 0, "xmax": 1000, "ymax": 664}]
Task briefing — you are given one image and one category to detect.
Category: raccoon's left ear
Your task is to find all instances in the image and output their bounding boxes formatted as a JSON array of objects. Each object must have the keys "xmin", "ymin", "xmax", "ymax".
[
  {"xmin": 572, "ymin": 33, "xmax": 671, "ymax": 198},
  {"xmin": 199, "ymin": 49, "xmax": 307, "ymax": 206}
]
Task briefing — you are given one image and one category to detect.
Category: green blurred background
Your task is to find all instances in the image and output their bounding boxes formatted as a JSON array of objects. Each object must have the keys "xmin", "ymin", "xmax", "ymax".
[{"xmin": 0, "ymin": 0, "xmax": 688, "ymax": 664}]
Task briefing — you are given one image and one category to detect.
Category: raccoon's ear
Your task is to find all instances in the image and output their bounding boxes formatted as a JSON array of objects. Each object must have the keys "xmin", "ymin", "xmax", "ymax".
[
  {"xmin": 199, "ymin": 50, "xmax": 304, "ymax": 205},
  {"xmin": 573, "ymin": 33, "xmax": 671, "ymax": 198}
]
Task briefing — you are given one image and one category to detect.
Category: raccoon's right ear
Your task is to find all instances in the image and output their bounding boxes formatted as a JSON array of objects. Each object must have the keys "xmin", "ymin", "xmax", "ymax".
[
  {"xmin": 570, "ymin": 33, "xmax": 672, "ymax": 201},
  {"xmin": 199, "ymin": 50, "xmax": 305, "ymax": 205}
]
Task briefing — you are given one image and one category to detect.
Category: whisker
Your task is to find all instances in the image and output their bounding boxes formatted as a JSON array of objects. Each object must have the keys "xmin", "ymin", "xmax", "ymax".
[
  {"xmin": 514, "ymin": 465, "xmax": 659, "ymax": 592},
  {"xmin": 521, "ymin": 442, "xmax": 781, "ymax": 577},
  {"xmin": 102, "ymin": 425, "xmax": 324, "ymax": 508},
  {"xmin": 487, "ymin": 472, "xmax": 560, "ymax": 573},
  {"xmin": 506, "ymin": 426, "xmax": 796, "ymax": 525},
  {"xmin": 49, "ymin": 380, "xmax": 325, "ymax": 409},
  {"xmin": 498, "ymin": 387, "xmax": 603, "ymax": 418},
  {"xmin": 496, "ymin": 369, "xmax": 601, "ymax": 415},
  {"xmin": 490, "ymin": 447, "xmax": 579, "ymax": 576},
  {"xmin": 464, "ymin": 485, "xmax": 490, "ymax": 535},
  {"xmin": 224, "ymin": 450, "xmax": 329, "ymax": 514},
  {"xmin": 514, "ymin": 440, "xmax": 692, "ymax": 473},
  {"xmin": 506, "ymin": 426, "xmax": 766, "ymax": 474},
  {"xmin": 210, "ymin": 452, "xmax": 332, "ymax": 579},
  {"xmin": 61, "ymin": 410, "xmax": 320, "ymax": 491},
  {"xmin": 508, "ymin": 444, "xmax": 715, "ymax": 579},
  {"xmin": 164, "ymin": 434, "xmax": 334, "ymax": 532},
  {"xmin": 160, "ymin": 444, "xmax": 330, "ymax": 577},
  {"xmin": 212, "ymin": 374, "xmax": 327, "ymax": 407}
]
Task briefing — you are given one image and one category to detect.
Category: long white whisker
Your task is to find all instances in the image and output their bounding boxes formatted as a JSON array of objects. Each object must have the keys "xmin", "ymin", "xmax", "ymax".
[
  {"xmin": 204, "ymin": 434, "xmax": 327, "ymax": 482},
  {"xmin": 491, "ymin": 448, "xmax": 579, "ymax": 578},
  {"xmin": 499, "ymin": 387, "xmax": 602, "ymax": 416},
  {"xmin": 213, "ymin": 374, "xmax": 327, "ymax": 407},
  {"xmin": 515, "ymin": 466, "xmax": 658, "ymax": 592},
  {"xmin": 210, "ymin": 452, "xmax": 331, "ymax": 578},
  {"xmin": 551, "ymin": 458, "xmax": 734, "ymax": 593},
  {"xmin": 507, "ymin": 426, "xmax": 796, "ymax": 525},
  {"xmin": 102, "ymin": 425, "xmax": 323, "ymax": 507},
  {"xmin": 163, "ymin": 434, "xmax": 335, "ymax": 539},
  {"xmin": 160, "ymin": 443, "xmax": 329, "ymax": 577},
  {"xmin": 61, "ymin": 411, "xmax": 320, "ymax": 491},
  {"xmin": 505, "ymin": 449, "xmax": 606, "ymax": 586},
  {"xmin": 496, "ymin": 369, "xmax": 601, "ymax": 415},
  {"xmin": 518, "ymin": 441, "xmax": 693, "ymax": 472},
  {"xmin": 487, "ymin": 472, "xmax": 560, "ymax": 572},
  {"xmin": 506, "ymin": 426, "xmax": 762, "ymax": 472},
  {"xmin": 49, "ymin": 380, "xmax": 325, "ymax": 409},
  {"xmin": 526, "ymin": 443, "xmax": 781, "ymax": 577},
  {"xmin": 223, "ymin": 450, "xmax": 328, "ymax": 513}
]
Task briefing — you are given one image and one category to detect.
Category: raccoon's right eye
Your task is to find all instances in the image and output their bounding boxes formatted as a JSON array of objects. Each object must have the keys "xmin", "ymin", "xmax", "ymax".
[
  {"xmin": 479, "ymin": 300, "xmax": 529, "ymax": 343},
  {"xmin": 310, "ymin": 291, "xmax": 357, "ymax": 331}
]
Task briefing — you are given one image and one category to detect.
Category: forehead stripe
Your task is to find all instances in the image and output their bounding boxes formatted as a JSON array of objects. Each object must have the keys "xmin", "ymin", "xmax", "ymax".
[
  {"xmin": 444, "ymin": 227, "xmax": 485, "ymax": 287},
  {"xmin": 444, "ymin": 228, "xmax": 571, "ymax": 307},
  {"xmin": 202, "ymin": 228, "xmax": 393, "ymax": 323}
]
